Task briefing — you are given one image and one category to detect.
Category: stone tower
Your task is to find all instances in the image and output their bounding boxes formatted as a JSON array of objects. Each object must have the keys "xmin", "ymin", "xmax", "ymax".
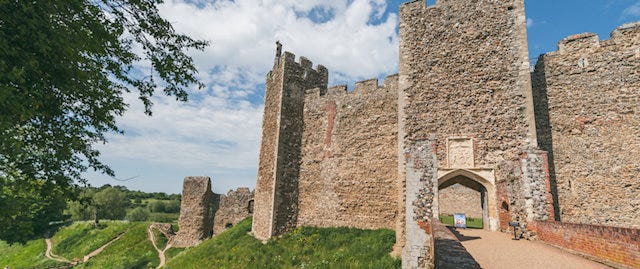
[
  {"xmin": 398, "ymin": 0, "xmax": 552, "ymax": 266},
  {"xmin": 251, "ymin": 42, "xmax": 328, "ymax": 241},
  {"xmin": 173, "ymin": 176, "xmax": 214, "ymax": 247}
]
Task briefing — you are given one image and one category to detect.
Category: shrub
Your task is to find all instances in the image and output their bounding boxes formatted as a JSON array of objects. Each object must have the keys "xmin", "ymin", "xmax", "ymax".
[{"xmin": 127, "ymin": 208, "xmax": 150, "ymax": 222}]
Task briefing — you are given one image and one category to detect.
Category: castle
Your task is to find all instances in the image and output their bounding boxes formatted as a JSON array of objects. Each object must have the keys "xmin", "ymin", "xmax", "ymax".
[{"xmin": 248, "ymin": 0, "xmax": 640, "ymax": 268}]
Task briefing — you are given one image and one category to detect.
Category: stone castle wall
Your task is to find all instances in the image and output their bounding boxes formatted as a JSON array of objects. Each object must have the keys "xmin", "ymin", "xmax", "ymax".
[
  {"xmin": 399, "ymin": 0, "xmax": 536, "ymax": 169},
  {"xmin": 173, "ymin": 176, "xmax": 214, "ymax": 248},
  {"xmin": 297, "ymin": 75, "xmax": 399, "ymax": 230},
  {"xmin": 398, "ymin": 0, "xmax": 544, "ymax": 264},
  {"xmin": 532, "ymin": 22, "xmax": 640, "ymax": 228},
  {"xmin": 438, "ymin": 184, "xmax": 482, "ymax": 218},
  {"xmin": 213, "ymin": 188, "xmax": 254, "ymax": 235}
]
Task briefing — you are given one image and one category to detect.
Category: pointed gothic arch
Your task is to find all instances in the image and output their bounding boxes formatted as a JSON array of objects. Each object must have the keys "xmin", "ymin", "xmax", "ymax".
[{"xmin": 437, "ymin": 169, "xmax": 499, "ymax": 231}]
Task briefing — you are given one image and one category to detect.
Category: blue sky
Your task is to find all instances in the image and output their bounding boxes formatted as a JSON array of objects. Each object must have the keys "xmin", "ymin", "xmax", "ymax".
[{"xmin": 84, "ymin": 0, "xmax": 640, "ymax": 194}]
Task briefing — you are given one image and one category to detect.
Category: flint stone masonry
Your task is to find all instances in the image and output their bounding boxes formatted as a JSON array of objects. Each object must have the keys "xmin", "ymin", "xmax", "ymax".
[
  {"xmin": 399, "ymin": 0, "xmax": 537, "ymax": 169},
  {"xmin": 252, "ymin": 47, "xmax": 328, "ymax": 241},
  {"xmin": 213, "ymin": 188, "xmax": 254, "ymax": 235},
  {"xmin": 403, "ymin": 139, "xmax": 438, "ymax": 269},
  {"xmin": 298, "ymin": 75, "xmax": 398, "ymax": 230},
  {"xmin": 532, "ymin": 22, "xmax": 640, "ymax": 228},
  {"xmin": 173, "ymin": 176, "xmax": 214, "ymax": 248}
]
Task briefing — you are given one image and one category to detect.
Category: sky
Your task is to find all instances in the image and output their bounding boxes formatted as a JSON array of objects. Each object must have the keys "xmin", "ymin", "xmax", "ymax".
[{"xmin": 83, "ymin": 0, "xmax": 640, "ymax": 194}]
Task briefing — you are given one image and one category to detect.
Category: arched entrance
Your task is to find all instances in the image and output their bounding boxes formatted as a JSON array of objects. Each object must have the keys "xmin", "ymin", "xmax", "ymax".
[{"xmin": 436, "ymin": 169, "xmax": 498, "ymax": 231}]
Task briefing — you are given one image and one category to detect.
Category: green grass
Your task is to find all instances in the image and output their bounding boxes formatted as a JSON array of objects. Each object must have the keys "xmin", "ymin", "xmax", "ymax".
[
  {"xmin": 152, "ymin": 227, "xmax": 168, "ymax": 250},
  {"xmin": 74, "ymin": 223, "xmax": 159, "ymax": 269},
  {"xmin": 166, "ymin": 247, "xmax": 186, "ymax": 260},
  {"xmin": 52, "ymin": 221, "xmax": 135, "ymax": 261},
  {"xmin": 148, "ymin": 212, "xmax": 179, "ymax": 222},
  {"xmin": 165, "ymin": 218, "xmax": 400, "ymax": 269},
  {"xmin": 439, "ymin": 215, "xmax": 483, "ymax": 229},
  {"xmin": 0, "ymin": 238, "xmax": 63, "ymax": 268}
]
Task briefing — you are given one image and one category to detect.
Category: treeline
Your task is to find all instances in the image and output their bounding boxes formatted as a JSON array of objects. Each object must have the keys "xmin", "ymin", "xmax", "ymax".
[{"xmin": 67, "ymin": 184, "xmax": 181, "ymax": 223}]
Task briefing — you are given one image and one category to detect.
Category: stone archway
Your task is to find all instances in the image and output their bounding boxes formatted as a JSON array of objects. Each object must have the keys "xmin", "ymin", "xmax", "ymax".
[{"xmin": 437, "ymin": 169, "xmax": 498, "ymax": 231}]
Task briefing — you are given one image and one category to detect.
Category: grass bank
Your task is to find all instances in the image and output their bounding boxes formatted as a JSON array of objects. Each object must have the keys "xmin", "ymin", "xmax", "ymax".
[{"xmin": 166, "ymin": 218, "xmax": 400, "ymax": 269}]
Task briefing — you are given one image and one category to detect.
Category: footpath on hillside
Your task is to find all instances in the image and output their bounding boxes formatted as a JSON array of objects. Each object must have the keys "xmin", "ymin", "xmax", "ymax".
[{"xmin": 43, "ymin": 229, "xmax": 126, "ymax": 266}]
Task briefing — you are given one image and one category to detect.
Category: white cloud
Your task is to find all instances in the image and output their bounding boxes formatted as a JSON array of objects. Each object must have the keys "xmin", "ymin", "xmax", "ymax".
[
  {"xmin": 158, "ymin": 0, "xmax": 399, "ymax": 82},
  {"xmin": 526, "ymin": 18, "xmax": 534, "ymax": 28},
  {"xmin": 87, "ymin": 0, "xmax": 400, "ymax": 193},
  {"xmin": 623, "ymin": 2, "xmax": 640, "ymax": 18}
]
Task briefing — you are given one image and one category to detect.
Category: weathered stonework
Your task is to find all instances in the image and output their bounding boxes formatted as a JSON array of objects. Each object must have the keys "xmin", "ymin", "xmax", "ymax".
[
  {"xmin": 438, "ymin": 184, "xmax": 483, "ymax": 219},
  {"xmin": 173, "ymin": 176, "xmax": 214, "ymax": 248},
  {"xmin": 297, "ymin": 75, "xmax": 399, "ymax": 230},
  {"xmin": 252, "ymin": 44, "xmax": 328, "ymax": 241},
  {"xmin": 532, "ymin": 22, "xmax": 640, "ymax": 229},
  {"xmin": 402, "ymin": 139, "xmax": 438, "ymax": 269},
  {"xmin": 248, "ymin": 0, "xmax": 639, "ymax": 268},
  {"xmin": 212, "ymin": 188, "xmax": 254, "ymax": 235}
]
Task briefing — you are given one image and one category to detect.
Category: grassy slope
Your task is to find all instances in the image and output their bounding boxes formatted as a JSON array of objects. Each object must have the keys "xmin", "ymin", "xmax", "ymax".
[
  {"xmin": 75, "ymin": 222, "xmax": 159, "ymax": 269},
  {"xmin": 52, "ymin": 221, "xmax": 135, "ymax": 261},
  {"xmin": 3, "ymin": 218, "xmax": 399, "ymax": 269},
  {"xmin": 166, "ymin": 218, "xmax": 401, "ymax": 269},
  {"xmin": 439, "ymin": 215, "xmax": 483, "ymax": 229},
  {"xmin": 0, "ymin": 239, "xmax": 62, "ymax": 268}
]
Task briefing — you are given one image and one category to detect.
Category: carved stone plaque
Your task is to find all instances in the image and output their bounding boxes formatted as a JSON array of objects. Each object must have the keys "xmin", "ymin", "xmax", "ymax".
[{"xmin": 448, "ymin": 138, "xmax": 474, "ymax": 168}]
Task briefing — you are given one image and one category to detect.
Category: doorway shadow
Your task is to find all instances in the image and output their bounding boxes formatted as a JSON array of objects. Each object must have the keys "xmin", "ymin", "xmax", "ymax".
[
  {"xmin": 434, "ymin": 221, "xmax": 482, "ymax": 269},
  {"xmin": 447, "ymin": 226, "xmax": 481, "ymax": 242}
]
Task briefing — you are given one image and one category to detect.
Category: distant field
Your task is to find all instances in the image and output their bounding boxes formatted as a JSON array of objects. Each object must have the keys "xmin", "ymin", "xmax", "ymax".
[{"xmin": 439, "ymin": 214, "xmax": 483, "ymax": 229}]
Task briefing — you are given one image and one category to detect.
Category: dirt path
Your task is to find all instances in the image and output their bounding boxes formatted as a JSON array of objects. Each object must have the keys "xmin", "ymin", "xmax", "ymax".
[
  {"xmin": 43, "ymin": 230, "xmax": 125, "ymax": 266},
  {"xmin": 81, "ymin": 232, "xmax": 124, "ymax": 262},
  {"xmin": 44, "ymin": 237, "xmax": 72, "ymax": 264},
  {"xmin": 148, "ymin": 225, "xmax": 173, "ymax": 268},
  {"xmin": 454, "ymin": 228, "xmax": 611, "ymax": 269}
]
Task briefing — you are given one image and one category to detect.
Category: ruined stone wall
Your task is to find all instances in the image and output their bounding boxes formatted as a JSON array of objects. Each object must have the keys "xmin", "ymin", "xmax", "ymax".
[
  {"xmin": 213, "ymin": 188, "xmax": 254, "ymax": 235},
  {"xmin": 297, "ymin": 75, "xmax": 399, "ymax": 230},
  {"xmin": 252, "ymin": 46, "xmax": 328, "ymax": 240},
  {"xmin": 532, "ymin": 22, "xmax": 640, "ymax": 228},
  {"xmin": 173, "ymin": 176, "xmax": 214, "ymax": 248},
  {"xmin": 438, "ymin": 184, "xmax": 482, "ymax": 218}
]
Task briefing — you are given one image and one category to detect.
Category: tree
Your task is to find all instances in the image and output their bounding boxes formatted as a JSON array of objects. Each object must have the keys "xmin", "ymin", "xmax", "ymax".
[
  {"xmin": 68, "ymin": 188, "xmax": 97, "ymax": 221},
  {"xmin": 164, "ymin": 200, "xmax": 181, "ymax": 213},
  {"xmin": 126, "ymin": 207, "xmax": 150, "ymax": 222},
  {"xmin": 0, "ymin": 0, "xmax": 207, "ymax": 243},
  {"xmin": 149, "ymin": 200, "xmax": 166, "ymax": 213},
  {"xmin": 93, "ymin": 187, "xmax": 129, "ymax": 220}
]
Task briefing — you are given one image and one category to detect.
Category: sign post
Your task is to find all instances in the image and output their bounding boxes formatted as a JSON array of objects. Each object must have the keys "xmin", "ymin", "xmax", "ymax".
[{"xmin": 454, "ymin": 213, "xmax": 467, "ymax": 229}]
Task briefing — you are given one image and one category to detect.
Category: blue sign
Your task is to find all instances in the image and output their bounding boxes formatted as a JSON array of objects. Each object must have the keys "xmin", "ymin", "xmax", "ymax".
[{"xmin": 454, "ymin": 213, "xmax": 467, "ymax": 228}]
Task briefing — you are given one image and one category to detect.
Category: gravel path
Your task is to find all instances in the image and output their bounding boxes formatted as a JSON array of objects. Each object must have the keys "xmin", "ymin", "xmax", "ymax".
[{"xmin": 454, "ymin": 228, "xmax": 611, "ymax": 269}]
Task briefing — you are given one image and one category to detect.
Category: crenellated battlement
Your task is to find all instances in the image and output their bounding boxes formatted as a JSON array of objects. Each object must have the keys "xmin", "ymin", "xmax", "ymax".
[
  {"xmin": 557, "ymin": 33, "xmax": 600, "ymax": 53},
  {"xmin": 610, "ymin": 21, "xmax": 640, "ymax": 42},
  {"xmin": 305, "ymin": 74, "xmax": 399, "ymax": 99},
  {"xmin": 553, "ymin": 22, "xmax": 639, "ymax": 54},
  {"xmin": 271, "ymin": 45, "xmax": 329, "ymax": 92}
]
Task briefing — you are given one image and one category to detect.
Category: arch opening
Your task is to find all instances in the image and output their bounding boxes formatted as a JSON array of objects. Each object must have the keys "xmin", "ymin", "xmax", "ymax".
[{"xmin": 437, "ymin": 169, "xmax": 498, "ymax": 231}]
